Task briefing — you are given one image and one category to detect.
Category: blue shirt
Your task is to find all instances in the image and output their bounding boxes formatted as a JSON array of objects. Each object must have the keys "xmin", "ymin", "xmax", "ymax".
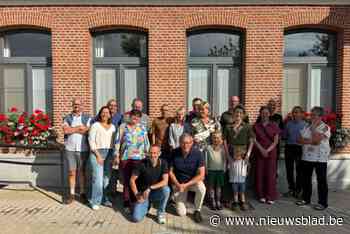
[
  {"xmin": 283, "ymin": 120, "xmax": 306, "ymax": 145},
  {"xmin": 170, "ymin": 147, "xmax": 204, "ymax": 183},
  {"xmin": 91, "ymin": 112, "xmax": 123, "ymax": 128}
]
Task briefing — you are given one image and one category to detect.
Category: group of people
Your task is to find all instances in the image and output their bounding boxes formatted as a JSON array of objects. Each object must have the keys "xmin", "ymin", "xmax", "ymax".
[{"xmin": 62, "ymin": 95, "xmax": 331, "ymax": 224}]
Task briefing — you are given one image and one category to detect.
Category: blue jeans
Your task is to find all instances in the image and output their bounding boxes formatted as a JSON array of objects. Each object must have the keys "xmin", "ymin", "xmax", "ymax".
[
  {"xmin": 88, "ymin": 149, "xmax": 114, "ymax": 206},
  {"xmin": 132, "ymin": 186, "xmax": 170, "ymax": 222}
]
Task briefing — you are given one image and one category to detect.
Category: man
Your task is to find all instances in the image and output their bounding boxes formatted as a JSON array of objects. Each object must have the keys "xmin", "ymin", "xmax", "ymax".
[
  {"xmin": 169, "ymin": 133, "xmax": 206, "ymax": 223},
  {"xmin": 91, "ymin": 99, "xmax": 123, "ymax": 128},
  {"xmin": 124, "ymin": 98, "xmax": 150, "ymax": 131},
  {"xmin": 185, "ymin": 97, "xmax": 202, "ymax": 124},
  {"xmin": 267, "ymin": 99, "xmax": 283, "ymax": 175},
  {"xmin": 220, "ymin": 96, "xmax": 248, "ymax": 132},
  {"xmin": 267, "ymin": 99, "xmax": 284, "ymax": 130},
  {"xmin": 130, "ymin": 145, "xmax": 170, "ymax": 224},
  {"xmin": 63, "ymin": 98, "xmax": 91, "ymax": 204},
  {"xmin": 151, "ymin": 104, "xmax": 173, "ymax": 154}
]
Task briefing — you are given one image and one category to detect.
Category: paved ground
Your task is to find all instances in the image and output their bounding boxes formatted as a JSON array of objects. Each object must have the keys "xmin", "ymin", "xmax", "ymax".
[{"xmin": 0, "ymin": 185, "xmax": 349, "ymax": 234}]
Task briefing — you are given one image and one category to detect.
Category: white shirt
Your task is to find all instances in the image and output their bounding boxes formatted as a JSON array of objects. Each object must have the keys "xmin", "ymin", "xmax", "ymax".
[
  {"xmin": 301, "ymin": 121, "xmax": 331, "ymax": 163},
  {"xmin": 228, "ymin": 158, "xmax": 248, "ymax": 183},
  {"xmin": 88, "ymin": 122, "xmax": 116, "ymax": 151},
  {"xmin": 63, "ymin": 114, "xmax": 91, "ymax": 152}
]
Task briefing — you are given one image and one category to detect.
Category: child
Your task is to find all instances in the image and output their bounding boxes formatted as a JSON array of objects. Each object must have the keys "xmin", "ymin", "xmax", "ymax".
[
  {"xmin": 205, "ymin": 131, "xmax": 227, "ymax": 210},
  {"xmin": 229, "ymin": 146, "xmax": 249, "ymax": 211}
]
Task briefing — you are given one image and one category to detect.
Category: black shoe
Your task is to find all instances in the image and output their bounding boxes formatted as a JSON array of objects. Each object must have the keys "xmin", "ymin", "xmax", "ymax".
[
  {"xmin": 216, "ymin": 201, "xmax": 223, "ymax": 210},
  {"xmin": 65, "ymin": 194, "xmax": 74, "ymax": 204},
  {"xmin": 296, "ymin": 200, "xmax": 310, "ymax": 207},
  {"xmin": 209, "ymin": 200, "xmax": 216, "ymax": 210},
  {"xmin": 80, "ymin": 193, "xmax": 88, "ymax": 204},
  {"xmin": 314, "ymin": 204, "xmax": 327, "ymax": 211},
  {"xmin": 231, "ymin": 202, "xmax": 240, "ymax": 211},
  {"xmin": 193, "ymin": 211, "xmax": 202, "ymax": 223}
]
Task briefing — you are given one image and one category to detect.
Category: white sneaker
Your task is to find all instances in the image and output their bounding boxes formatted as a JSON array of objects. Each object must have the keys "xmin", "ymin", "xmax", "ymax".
[
  {"xmin": 267, "ymin": 200, "xmax": 275, "ymax": 205},
  {"xmin": 157, "ymin": 214, "xmax": 166, "ymax": 224},
  {"xmin": 91, "ymin": 205, "xmax": 100, "ymax": 210},
  {"xmin": 259, "ymin": 198, "xmax": 266, "ymax": 203}
]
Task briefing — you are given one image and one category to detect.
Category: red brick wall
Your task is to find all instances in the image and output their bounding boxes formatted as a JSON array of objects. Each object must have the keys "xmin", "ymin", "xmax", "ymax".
[{"xmin": 0, "ymin": 5, "xmax": 349, "ymax": 152}]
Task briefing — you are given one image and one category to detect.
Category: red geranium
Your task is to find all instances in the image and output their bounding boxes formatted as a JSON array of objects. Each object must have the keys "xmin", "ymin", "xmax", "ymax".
[
  {"xmin": 0, "ymin": 114, "xmax": 7, "ymax": 122},
  {"xmin": 9, "ymin": 107, "xmax": 18, "ymax": 113}
]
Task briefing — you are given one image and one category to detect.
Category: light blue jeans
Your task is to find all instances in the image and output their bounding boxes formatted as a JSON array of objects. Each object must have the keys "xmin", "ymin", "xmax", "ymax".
[
  {"xmin": 88, "ymin": 149, "xmax": 114, "ymax": 206},
  {"xmin": 132, "ymin": 186, "xmax": 170, "ymax": 222}
]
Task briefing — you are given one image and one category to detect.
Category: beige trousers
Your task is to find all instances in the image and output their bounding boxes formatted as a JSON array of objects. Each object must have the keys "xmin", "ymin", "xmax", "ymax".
[{"xmin": 173, "ymin": 181, "xmax": 206, "ymax": 216}]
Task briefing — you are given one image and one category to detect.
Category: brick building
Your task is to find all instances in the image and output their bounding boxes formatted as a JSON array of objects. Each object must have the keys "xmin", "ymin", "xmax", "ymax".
[{"xmin": 0, "ymin": 0, "xmax": 349, "ymax": 153}]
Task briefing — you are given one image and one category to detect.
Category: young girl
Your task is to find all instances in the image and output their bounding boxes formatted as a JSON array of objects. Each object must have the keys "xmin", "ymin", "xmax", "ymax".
[
  {"xmin": 205, "ymin": 131, "xmax": 227, "ymax": 210},
  {"xmin": 229, "ymin": 146, "xmax": 249, "ymax": 211}
]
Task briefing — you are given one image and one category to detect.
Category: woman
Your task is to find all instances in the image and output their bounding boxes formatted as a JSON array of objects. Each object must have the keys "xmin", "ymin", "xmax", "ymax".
[
  {"xmin": 223, "ymin": 105, "xmax": 254, "ymax": 208},
  {"xmin": 88, "ymin": 106, "xmax": 116, "ymax": 210},
  {"xmin": 115, "ymin": 109, "xmax": 150, "ymax": 212},
  {"xmin": 253, "ymin": 106, "xmax": 280, "ymax": 204},
  {"xmin": 296, "ymin": 106, "xmax": 330, "ymax": 211},
  {"xmin": 190, "ymin": 102, "xmax": 221, "ymax": 151},
  {"xmin": 169, "ymin": 107, "xmax": 187, "ymax": 150}
]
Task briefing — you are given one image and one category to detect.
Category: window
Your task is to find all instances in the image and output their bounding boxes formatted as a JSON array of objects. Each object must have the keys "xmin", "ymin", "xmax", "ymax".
[
  {"xmin": 283, "ymin": 30, "xmax": 336, "ymax": 115},
  {"xmin": 93, "ymin": 30, "xmax": 148, "ymax": 113},
  {"xmin": 0, "ymin": 30, "xmax": 52, "ymax": 113},
  {"xmin": 187, "ymin": 29, "xmax": 242, "ymax": 116}
]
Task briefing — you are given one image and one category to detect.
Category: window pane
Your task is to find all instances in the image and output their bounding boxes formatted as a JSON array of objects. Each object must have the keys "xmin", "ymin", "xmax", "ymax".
[
  {"xmin": 1, "ymin": 66, "xmax": 26, "ymax": 112},
  {"xmin": 94, "ymin": 32, "xmax": 147, "ymax": 58},
  {"xmin": 188, "ymin": 32, "xmax": 240, "ymax": 57},
  {"xmin": 217, "ymin": 69, "xmax": 230, "ymax": 115},
  {"xmin": 32, "ymin": 68, "xmax": 47, "ymax": 112},
  {"xmin": 95, "ymin": 69, "xmax": 116, "ymax": 112},
  {"xmin": 188, "ymin": 68, "xmax": 209, "ymax": 110},
  {"xmin": 282, "ymin": 65, "xmax": 307, "ymax": 116},
  {"xmin": 4, "ymin": 31, "xmax": 51, "ymax": 57},
  {"xmin": 122, "ymin": 67, "xmax": 147, "ymax": 113},
  {"xmin": 284, "ymin": 32, "xmax": 336, "ymax": 58},
  {"xmin": 310, "ymin": 66, "xmax": 334, "ymax": 111}
]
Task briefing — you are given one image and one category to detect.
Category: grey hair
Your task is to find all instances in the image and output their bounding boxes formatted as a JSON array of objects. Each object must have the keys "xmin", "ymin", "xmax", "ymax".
[{"xmin": 179, "ymin": 133, "xmax": 193, "ymax": 143}]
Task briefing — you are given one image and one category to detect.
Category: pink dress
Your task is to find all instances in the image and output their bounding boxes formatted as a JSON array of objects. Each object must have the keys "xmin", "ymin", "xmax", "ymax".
[{"xmin": 253, "ymin": 121, "xmax": 280, "ymax": 201}]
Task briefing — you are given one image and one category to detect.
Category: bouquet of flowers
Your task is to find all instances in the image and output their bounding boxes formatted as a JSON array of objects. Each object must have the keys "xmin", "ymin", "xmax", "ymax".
[
  {"xmin": 0, "ymin": 107, "xmax": 53, "ymax": 146},
  {"xmin": 321, "ymin": 111, "xmax": 350, "ymax": 150}
]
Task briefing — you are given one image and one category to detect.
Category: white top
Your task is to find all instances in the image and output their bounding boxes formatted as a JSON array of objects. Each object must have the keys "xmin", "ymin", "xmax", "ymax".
[
  {"xmin": 205, "ymin": 145, "xmax": 226, "ymax": 171},
  {"xmin": 228, "ymin": 158, "xmax": 248, "ymax": 183},
  {"xmin": 88, "ymin": 122, "xmax": 116, "ymax": 151},
  {"xmin": 63, "ymin": 114, "xmax": 91, "ymax": 152},
  {"xmin": 301, "ymin": 121, "xmax": 331, "ymax": 163},
  {"xmin": 169, "ymin": 123, "xmax": 184, "ymax": 149}
]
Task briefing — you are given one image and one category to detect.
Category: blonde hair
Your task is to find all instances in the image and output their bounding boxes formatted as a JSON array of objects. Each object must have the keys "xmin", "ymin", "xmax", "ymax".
[
  {"xmin": 211, "ymin": 131, "xmax": 223, "ymax": 145},
  {"xmin": 234, "ymin": 146, "xmax": 246, "ymax": 158}
]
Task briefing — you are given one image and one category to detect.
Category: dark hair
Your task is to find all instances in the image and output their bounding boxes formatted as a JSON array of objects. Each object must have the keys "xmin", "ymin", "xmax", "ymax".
[
  {"xmin": 292, "ymin": 106, "xmax": 304, "ymax": 113},
  {"xmin": 233, "ymin": 104, "xmax": 245, "ymax": 114},
  {"xmin": 130, "ymin": 109, "xmax": 142, "ymax": 118},
  {"xmin": 96, "ymin": 106, "xmax": 112, "ymax": 124},
  {"xmin": 311, "ymin": 106, "xmax": 324, "ymax": 117},
  {"xmin": 256, "ymin": 105, "xmax": 271, "ymax": 123},
  {"xmin": 192, "ymin": 97, "xmax": 202, "ymax": 104}
]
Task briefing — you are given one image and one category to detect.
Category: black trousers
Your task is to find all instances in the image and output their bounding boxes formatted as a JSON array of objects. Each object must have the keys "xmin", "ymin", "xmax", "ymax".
[
  {"xmin": 284, "ymin": 144, "xmax": 303, "ymax": 192},
  {"xmin": 302, "ymin": 160, "xmax": 328, "ymax": 207}
]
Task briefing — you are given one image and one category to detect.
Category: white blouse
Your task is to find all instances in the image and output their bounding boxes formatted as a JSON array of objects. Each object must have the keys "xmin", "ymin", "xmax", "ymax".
[
  {"xmin": 301, "ymin": 121, "xmax": 331, "ymax": 163},
  {"xmin": 88, "ymin": 122, "xmax": 116, "ymax": 151}
]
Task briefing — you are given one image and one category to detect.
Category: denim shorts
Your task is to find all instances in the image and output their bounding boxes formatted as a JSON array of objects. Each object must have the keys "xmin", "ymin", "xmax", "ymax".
[
  {"xmin": 65, "ymin": 150, "xmax": 89, "ymax": 171},
  {"xmin": 232, "ymin": 182, "xmax": 246, "ymax": 193}
]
